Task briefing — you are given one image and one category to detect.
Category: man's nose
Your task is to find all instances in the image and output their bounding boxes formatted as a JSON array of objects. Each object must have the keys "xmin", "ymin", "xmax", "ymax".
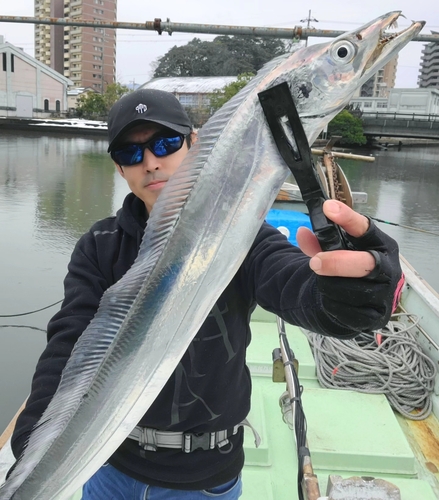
[{"xmin": 142, "ymin": 149, "xmax": 161, "ymax": 172}]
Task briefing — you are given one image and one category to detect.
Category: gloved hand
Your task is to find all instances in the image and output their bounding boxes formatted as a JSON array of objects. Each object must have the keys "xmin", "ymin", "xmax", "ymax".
[{"xmin": 297, "ymin": 200, "xmax": 404, "ymax": 334}]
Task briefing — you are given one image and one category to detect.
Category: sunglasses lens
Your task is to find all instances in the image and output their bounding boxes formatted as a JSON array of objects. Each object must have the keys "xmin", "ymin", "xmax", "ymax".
[
  {"xmin": 112, "ymin": 135, "xmax": 185, "ymax": 166},
  {"xmin": 113, "ymin": 145, "xmax": 143, "ymax": 166},
  {"xmin": 151, "ymin": 136, "xmax": 184, "ymax": 157}
]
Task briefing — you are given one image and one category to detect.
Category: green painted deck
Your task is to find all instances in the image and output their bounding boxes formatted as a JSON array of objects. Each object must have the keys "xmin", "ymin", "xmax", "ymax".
[
  {"xmin": 69, "ymin": 308, "xmax": 438, "ymax": 499},
  {"xmin": 241, "ymin": 308, "xmax": 438, "ymax": 499}
]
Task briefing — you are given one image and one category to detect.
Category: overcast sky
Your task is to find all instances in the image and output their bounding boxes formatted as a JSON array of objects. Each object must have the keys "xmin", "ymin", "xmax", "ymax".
[{"xmin": 0, "ymin": 1, "xmax": 437, "ymax": 88}]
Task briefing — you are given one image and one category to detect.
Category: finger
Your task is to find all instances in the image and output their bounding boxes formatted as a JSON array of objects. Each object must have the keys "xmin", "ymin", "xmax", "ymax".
[
  {"xmin": 310, "ymin": 250, "xmax": 376, "ymax": 278},
  {"xmin": 323, "ymin": 200, "xmax": 369, "ymax": 238},
  {"xmin": 296, "ymin": 226, "xmax": 322, "ymax": 257}
]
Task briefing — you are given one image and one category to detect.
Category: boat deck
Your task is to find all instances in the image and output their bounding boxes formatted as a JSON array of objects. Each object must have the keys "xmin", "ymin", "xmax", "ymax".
[{"xmin": 241, "ymin": 307, "xmax": 439, "ymax": 499}]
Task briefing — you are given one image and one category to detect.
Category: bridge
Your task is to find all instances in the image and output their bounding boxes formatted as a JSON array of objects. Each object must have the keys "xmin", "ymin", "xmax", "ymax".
[{"xmin": 361, "ymin": 112, "xmax": 439, "ymax": 140}]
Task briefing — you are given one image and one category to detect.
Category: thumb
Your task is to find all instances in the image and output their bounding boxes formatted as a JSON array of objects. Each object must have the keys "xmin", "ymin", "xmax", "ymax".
[{"xmin": 323, "ymin": 200, "xmax": 369, "ymax": 238}]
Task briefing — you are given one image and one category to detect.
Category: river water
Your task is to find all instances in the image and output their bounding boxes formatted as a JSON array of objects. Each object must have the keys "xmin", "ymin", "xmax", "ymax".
[{"xmin": 0, "ymin": 131, "xmax": 439, "ymax": 434}]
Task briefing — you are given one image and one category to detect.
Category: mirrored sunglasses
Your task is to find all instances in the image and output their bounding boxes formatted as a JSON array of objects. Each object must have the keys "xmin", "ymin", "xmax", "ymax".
[{"xmin": 111, "ymin": 134, "xmax": 185, "ymax": 166}]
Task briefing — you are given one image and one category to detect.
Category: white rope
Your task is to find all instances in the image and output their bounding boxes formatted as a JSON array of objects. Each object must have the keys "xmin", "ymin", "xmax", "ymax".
[{"xmin": 305, "ymin": 313, "xmax": 437, "ymax": 420}]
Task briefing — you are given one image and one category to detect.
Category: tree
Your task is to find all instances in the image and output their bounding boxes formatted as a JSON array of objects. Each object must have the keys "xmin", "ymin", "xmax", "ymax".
[
  {"xmin": 153, "ymin": 36, "xmax": 287, "ymax": 78},
  {"xmin": 75, "ymin": 92, "xmax": 106, "ymax": 119},
  {"xmin": 103, "ymin": 83, "xmax": 131, "ymax": 111},
  {"xmin": 153, "ymin": 39, "xmax": 221, "ymax": 77},
  {"xmin": 213, "ymin": 36, "xmax": 285, "ymax": 73},
  {"xmin": 210, "ymin": 73, "xmax": 255, "ymax": 112},
  {"xmin": 76, "ymin": 83, "xmax": 130, "ymax": 119},
  {"xmin": 328, "ymin": 109, "xmax": 367, "ymax": 146}
]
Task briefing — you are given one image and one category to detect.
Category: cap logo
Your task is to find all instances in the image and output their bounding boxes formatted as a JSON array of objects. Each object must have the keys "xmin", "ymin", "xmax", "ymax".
[{"xmin": 135, "ymin": 103, "xmax": 148, "ymax": 114}]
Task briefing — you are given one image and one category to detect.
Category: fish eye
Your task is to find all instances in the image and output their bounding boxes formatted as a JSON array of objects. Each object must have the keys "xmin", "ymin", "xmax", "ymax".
[{"xmin": 330, "ymin": 40, "xmax": 357, "ymax": 63}]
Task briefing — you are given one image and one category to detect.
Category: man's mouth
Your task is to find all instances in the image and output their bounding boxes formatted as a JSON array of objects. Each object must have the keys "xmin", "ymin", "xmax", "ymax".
[{"xmin": 146, "ymin": 180, "xmax": 167, "ymax": 190}]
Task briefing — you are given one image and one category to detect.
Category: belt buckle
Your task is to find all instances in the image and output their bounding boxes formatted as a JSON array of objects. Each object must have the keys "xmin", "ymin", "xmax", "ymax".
[
  {"xmin": 183, "ymin": 432, "xmax": 215, "ymax": 453},
  {"xmin": 140, "ymin": 428, "xmax": 157, "ymax": 452}
]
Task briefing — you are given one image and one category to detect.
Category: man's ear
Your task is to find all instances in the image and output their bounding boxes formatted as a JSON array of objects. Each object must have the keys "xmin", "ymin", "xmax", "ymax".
[
  {"xmin": 190, "ymin": 130, "xmax": 198, "ymax": 145},
  {"xmin": 114, "ymin": 162, "xmax": 124, "ymax": 177}
]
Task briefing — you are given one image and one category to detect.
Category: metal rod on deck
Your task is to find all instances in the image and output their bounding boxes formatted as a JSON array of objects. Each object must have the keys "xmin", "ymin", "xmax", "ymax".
[
  {"xmin": 276, "ymin": 317, "xmax": 321, "ymax": 500},
  {"xmin": 311, "ymin": 149, "xmax": 375, "ymax": 162},
  {"xmin": 0, "ymin": 16, "xmax": 438, "ymax": 42}
]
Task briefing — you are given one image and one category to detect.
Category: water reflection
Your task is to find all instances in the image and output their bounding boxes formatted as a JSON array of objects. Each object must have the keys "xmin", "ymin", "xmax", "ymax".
[
  {"xmin": 1, "ymin": 132, "xmax": 117, "ymax": 238},
  {"xmin": 0, "ymin": 131, "xmax": 127, "ymax": 431},
  {"xmin": 340, "ymin": 143, "xmax": 439, "ymax": 291}
]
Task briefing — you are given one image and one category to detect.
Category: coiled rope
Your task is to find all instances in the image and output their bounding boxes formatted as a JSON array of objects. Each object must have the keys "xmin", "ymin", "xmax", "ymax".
[{"xmin": 305, "ymin": 313, "xmax": 437, "ymax": 420}]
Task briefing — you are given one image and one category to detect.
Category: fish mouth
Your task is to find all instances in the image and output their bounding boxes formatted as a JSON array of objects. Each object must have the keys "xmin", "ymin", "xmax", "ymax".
[
  {"xmin": 358, "ymin": 11, "xmax": 425, "ymax": 71},
  {"xmin": 297, "ymin": 12, "xmax": 425, "ymax": 129}
]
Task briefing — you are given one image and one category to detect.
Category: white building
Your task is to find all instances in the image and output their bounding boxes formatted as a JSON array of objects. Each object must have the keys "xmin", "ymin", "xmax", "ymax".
[
  {"xmin": 67, "ymin": 86, "xmax": 97, "ymax": 113},
  {"xmin": 349, "ymin": 96, "xmax": 389, "ymax": 113},
  {"xmin": 387, "ymin": 88, "xmax": 439, "ymax": 115},
  {"xmin": 140, "ymin": 76, "xmax": 237, "ymax": 108},
  {"xmin": 140, "ymin": 76, "xmax": 238, "ymax": 127},
  {"xmin": 350, "ymin": 88, "xmax": 439, "ymax": 116},
  {"xmin": 0, "ymin": 35, "xmax": 72, "ymax": 119}
]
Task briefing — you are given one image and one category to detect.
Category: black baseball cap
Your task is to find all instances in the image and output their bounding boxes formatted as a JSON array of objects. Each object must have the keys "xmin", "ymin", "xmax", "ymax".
[{"xmin": 107, "ymin": 88, "xmax": 192, "ymax": 152}]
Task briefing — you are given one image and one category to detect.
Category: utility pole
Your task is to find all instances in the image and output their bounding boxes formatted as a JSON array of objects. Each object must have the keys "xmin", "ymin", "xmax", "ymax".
[
  {"xmin": 300, "ymin": 10, "xmax": 318, "ymax": 47},
  {"xmin": 100, "ymin": 27, "xmax": 113, "ymax": 94},
  {"xmin": 100, "ymin": 28, "xmax": 105, "ymax": 94}
]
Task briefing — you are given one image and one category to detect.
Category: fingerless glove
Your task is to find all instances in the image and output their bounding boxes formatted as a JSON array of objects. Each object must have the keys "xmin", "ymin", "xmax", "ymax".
[{"xmin": 316, "ymin": 218, "xmax": 404, "ymax": 334}]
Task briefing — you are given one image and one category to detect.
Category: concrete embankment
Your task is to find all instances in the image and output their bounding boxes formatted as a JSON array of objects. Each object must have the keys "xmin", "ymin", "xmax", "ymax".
[
  {"xmin": 0, "ymin": 117, "xmax": 108, "ymax": 137},
  {"xmin": 2, "ymin": 119, "xmax": 438, "ymax": 149},
  {"xmin": 313, "ymin": 137, "xmax": 439, "ymax": 152}
]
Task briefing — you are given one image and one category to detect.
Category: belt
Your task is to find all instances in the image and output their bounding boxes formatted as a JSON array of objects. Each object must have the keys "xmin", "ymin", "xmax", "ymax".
[{"xmin": 128, "ymin": 418, "xmax": 261, "ymax": 453}]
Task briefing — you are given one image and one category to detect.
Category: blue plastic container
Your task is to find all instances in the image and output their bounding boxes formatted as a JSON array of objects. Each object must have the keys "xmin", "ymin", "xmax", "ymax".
[{"xmin": 266, "ymin": 209, "xmax": 312, "ymax": 246}]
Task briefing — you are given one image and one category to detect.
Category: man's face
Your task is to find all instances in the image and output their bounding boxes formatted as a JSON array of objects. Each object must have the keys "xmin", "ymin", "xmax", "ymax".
[{"xmin": 114, "ymin": 123, "xmax": 189, "ymax": 213}]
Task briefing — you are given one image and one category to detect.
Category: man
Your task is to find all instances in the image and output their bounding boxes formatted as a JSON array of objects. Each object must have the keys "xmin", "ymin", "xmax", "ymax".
[{"xmin": 11, "ymin": 89, "xmax": 403, "ymax": 499}]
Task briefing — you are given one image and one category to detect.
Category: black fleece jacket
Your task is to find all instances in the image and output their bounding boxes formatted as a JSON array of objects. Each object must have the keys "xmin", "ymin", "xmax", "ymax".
[{"xmin": 11, "ymin": 192, "xmax": 401, "ymax": 490}]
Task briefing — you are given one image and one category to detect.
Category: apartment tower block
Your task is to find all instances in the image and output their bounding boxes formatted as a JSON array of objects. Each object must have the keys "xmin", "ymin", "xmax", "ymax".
[
  {"xmin": 418, "ymin": 33, "xmax": 439, "ymax": 89},
  {"xmin": 34, "ymin": 0, "xmax": 116, "ymax": 92},
  {"xmin": 359, "ymin": 57, "xmax": 398, "ymax": 98}
]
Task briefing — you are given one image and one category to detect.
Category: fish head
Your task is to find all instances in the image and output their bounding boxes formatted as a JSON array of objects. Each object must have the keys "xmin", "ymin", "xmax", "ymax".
[{"xmin": 283, "ymin": 11, "xmax": 425, "ymax": 142}]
